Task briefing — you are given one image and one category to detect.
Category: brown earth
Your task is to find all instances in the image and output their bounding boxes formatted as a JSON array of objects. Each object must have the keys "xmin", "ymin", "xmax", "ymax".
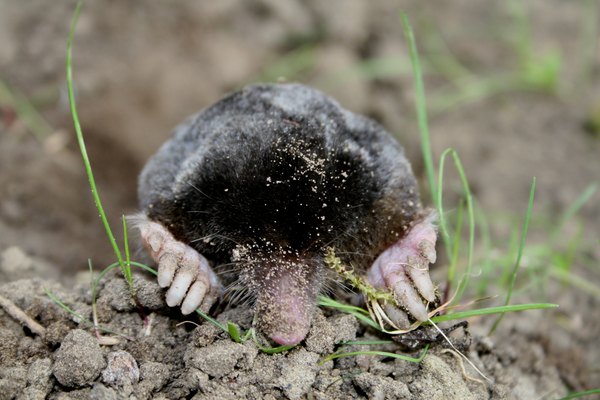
[{"xmin": 0, "ymin": 1, "xmax": 598, "ymax": 399}]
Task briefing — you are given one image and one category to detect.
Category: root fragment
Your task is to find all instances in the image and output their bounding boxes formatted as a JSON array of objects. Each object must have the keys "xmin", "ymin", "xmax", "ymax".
[
  {"xmin": 0, "ymin": 294, "xmax": 46, "ymax": 336},
  {"xmin": 441, "ymin": 349, "xmax": 487, "ymax": 387}
]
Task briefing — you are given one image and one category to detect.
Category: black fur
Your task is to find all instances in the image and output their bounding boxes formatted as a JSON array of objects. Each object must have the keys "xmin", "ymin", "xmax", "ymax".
[{"xmin": 139, "ymin": 83, "xmax": 421, "ymax": 271}]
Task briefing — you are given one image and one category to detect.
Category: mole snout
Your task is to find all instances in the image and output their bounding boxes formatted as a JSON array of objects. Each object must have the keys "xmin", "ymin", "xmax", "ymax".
[{"xmin": 136, "ymin": 83, "xmax": 438, "ymax": 345}]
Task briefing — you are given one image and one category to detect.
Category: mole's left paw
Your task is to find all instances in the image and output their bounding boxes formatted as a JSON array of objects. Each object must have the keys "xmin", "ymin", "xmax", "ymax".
[
  {"xmin": 135, "ymin": 216, "xmax": 222, "ymax": 315},
  {"xmin": 366, "ymin": 213, "xmax": 437, "ymax": 326}
]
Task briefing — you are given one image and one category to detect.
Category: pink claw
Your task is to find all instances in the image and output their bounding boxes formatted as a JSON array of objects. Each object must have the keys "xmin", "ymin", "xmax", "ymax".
[
  {"xmin": 133, "ymin": 214, "xmax": 222, "ymax": 314},
  {"xmin": 366, "ymin": 212, "xmax": 438, "ymax": 324}
]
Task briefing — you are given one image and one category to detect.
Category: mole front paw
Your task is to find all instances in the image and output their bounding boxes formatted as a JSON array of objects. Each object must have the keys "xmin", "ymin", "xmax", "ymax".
[
  {"xmin": 367, "ymin": 212, "xmax": 437, "ymax": 326},
  {"xmin": 135, "ymin": 216, "xmax": 222, "ymax": 314}
]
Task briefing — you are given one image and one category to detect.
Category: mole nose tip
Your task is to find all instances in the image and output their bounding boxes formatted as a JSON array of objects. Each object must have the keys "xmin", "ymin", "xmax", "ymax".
[{"xmin": 270, "ymin": 330, "xmax": 307, "ymax": 346}]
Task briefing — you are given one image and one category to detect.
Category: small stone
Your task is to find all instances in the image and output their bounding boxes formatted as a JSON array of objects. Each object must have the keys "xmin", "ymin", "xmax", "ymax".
[
  {"xmin": 0, "ymin": 366, "xmax": 27, "ymax": 400},
  {"xmin": 27, "ymin": 358, "xmax": 53, "ymax": 392},
  {"xmin": 185, "ymin": 340, "xmax": 256, "ymax": 378},
  {"xmin": 353, "ymin": 372, "xmax": 411, "ymax": 400},
  {"xmin": 89, "ymin": 383, "xmax": 119, "ymax": 400},
  {"xmin": 305, "ymin": 311, "xmax": 336, "ymax": 354},
  {"xmin": 277, "ymin": 348, "xmax": 319, "ymax": 399},
  {"xmin": 135, "ymin": 362, "xmax": 171, "ymax": 399},
  {"xmin": 43, "ymin": 321, "xmax": 73, "ymax": 347},
  {"xmin": 408, "ymin": 354, "xmax": 477, "ymax": 400},
  {"xmin": 330, "ymin": 313, "xmax": 358, "ymax": 343},
  {"xmin": 192, "ymin": 321, "xmax": 220, "ymax": 347},
  {"xmin": 53, "ymin": 329, "xmax": 106, "ymax": 388},
  {"xmin": 102, "ymin": 350, "xmax": 140, "ymax": 385},
  {"xmin": 0, "ymin": 327, "xmax": 19, "ymax": 365},
  {"xmin": 99, "ymin": 279, "xmax": 135, "ymax": 312},
  {"xmin": 133, "ymin": 274, "xmax": 164, "ymax": 310}
]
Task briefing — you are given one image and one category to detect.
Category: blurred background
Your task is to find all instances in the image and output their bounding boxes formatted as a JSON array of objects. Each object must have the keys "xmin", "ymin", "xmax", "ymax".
[
  {"xmin": 0, "ymin": 0, "xmax": 599, "ymax": 388},
  {"xmin": 1, "ymin": 0, "xmax": 598, "ymax": 270},
  {"xmin": 1, "ymin": 0, "xmax": 599, "ymax": 286}
]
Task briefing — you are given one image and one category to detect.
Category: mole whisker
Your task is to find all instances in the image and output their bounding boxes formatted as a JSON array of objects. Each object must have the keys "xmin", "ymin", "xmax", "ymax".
[
  {"xmin": 189, "ymin": 235, "xmax": 215, "ymax": 243},
  {"xmin": 189, "ymin": 182, "xmax": 213, "ymax": 200}
]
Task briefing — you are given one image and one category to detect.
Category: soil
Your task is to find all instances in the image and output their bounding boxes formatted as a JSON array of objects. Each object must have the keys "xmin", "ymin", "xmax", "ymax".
[{"xmin": 0, "ymin": 1, "xmax": 598, "ymax": 399}]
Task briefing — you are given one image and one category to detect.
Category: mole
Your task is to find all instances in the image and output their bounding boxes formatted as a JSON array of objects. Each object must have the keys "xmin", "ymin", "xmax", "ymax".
[{"xmin": 134, "ymin": 83, "xmax": 437, "ymax": 345}]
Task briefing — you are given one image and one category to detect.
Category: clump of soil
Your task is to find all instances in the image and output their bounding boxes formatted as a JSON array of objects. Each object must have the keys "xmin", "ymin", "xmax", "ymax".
[{"xmin": 0, "ymin": 246, "xmax": 588, "ymax": 399}]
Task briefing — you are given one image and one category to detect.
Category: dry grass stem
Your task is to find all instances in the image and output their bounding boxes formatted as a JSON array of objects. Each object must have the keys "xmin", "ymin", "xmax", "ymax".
[{"xmin": 0, "ymin": 294, "xmax": 46, "ymax": 336}]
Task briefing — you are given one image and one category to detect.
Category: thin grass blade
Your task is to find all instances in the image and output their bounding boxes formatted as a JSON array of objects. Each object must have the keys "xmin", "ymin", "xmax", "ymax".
[{"xmin": 489, "ymin": 177, "xmax": 536, "ymax": 334}]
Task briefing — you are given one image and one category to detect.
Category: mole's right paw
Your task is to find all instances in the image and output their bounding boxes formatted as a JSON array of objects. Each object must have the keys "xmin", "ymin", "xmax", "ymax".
[
  {"xmin": 135, "ymin": 216, "xmax": 222, "ymax": 315},
  {"xmin": 366, "ymin": 212, "xmax": 437, "ymax": 328}
]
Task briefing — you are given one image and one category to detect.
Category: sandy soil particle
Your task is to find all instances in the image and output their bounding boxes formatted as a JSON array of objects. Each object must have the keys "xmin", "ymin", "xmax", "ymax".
[
  {"xmin": 407, "ymin": 354, "xmax": 477, "ymax": 400},
  {"xmin": 0, "ymin": 327, "xmax": 19, "ymax": 366},
  {"xmin": 23, "ymin": 358, "xmax": 53, "ymax": 400},
  {"xmin": 305, "ymin": 310, "xmax": 359, "ymax": 355},
  {"xmin": 305, "ymin": 310, "xmax": 337, "ymax": 354},
  {"xmin": 52, "ymin": 329, "xmax": 106, "ymax": 388},
  {"xmin": 277, "ymin": 348, "xmax": 321, "ymax": 399},
  {"xmin": 185, "ymin": 339, "xmax": 258, "ymax": 379},
  {"xmin": 353, "ymin": 372, "xmax": 412, "ymax": 399},
  {"xmin": 135, "ymin": 361, "xmax": 171, "ymax": 399},
  {"xmin": 102, "ymin": 350, "xmax": 140, "ymax": 387},
  {"xmin": 0, "ymin": 366, "xmax": 27, "ymax": 400}
]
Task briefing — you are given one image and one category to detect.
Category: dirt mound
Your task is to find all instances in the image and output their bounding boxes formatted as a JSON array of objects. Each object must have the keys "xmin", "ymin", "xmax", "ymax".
[{"xmin": 1, "ymin": 247, "xmax": 587, "ymax": 399}]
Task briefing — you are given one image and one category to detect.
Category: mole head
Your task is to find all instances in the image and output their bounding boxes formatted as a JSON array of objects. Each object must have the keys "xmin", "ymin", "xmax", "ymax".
[{"xmin": 194, "ymin": 124, "xmax": 378, "ymax": 345}]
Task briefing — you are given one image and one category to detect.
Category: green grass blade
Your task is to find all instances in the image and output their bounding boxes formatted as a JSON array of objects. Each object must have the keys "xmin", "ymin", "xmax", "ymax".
[
  {"xmin": 430, "ymin": 303, "xmax": 557, "ymax": 324},
  {"xmin": 489, "ymin": 177, "xmax": 536, "ymax": 334},
  {"xmin": 88, "ymin": 260, "xmax": 97, "ymax": 304},
  {"xmin": 318, "ymin": 296, "xmax": 370, "ymax": 315},
  {"xmin": 130, "ymin": 261, "xmax": 157, "ymax": 276},
  {"xmin": 254, "ymin": 44, "xmax": 315, "ymax": 83},
  {"xmin": 66, "ymin": 1, "xmax": 125, "ymax": 271},
  {"xmin": 551, "ymin": 268, "xmax": 600, "ymax": 299},
  {"xmin": 44, "ymin": 288, "xmax": 89, "ymax": 324},
  {"xmin": 318, "ymin": 296, "xmax": 382, "ymax": 331},
  {"xmin": 257, "ymin": 344, "xmax": 296, "ymax": 354},
  {"xmin": 475, "ymin": 203, "xmax": 493, "ymax": 297},
  {"xmin": 0, "ymin": 80, "xmax": 54, "ymax": 140},
  {"xmin": 194, "ymin": 309, "xmax": 227, "ymax": 333},
  {"xmin": 227, "ymin": 322, "xmax": 242, "ymax": 343},
  {"xmin": 558, "ymin": 388, "xmax": 600, "ymax": 400},
  {"xmin": 401, "ymin": 13, "xmax": 436, "ymax": 202},
  {"xmin": 435, "ymin": 148, "xmax": 474, "ymax": 298},
  {"xmin": 450, "ymin": 151, "xmax": 475, "ymax": 304},
  {"xmin": 321, "ymin": 344, "xmax": 429, "ymax": 365},
  {"xmin": 437, "ymin": 148, "xmax": 454, "ymax": 264},
  {"xmin": 122, "ymin": 215, "xmax": 133, "ymax": 288},
  {"xmin": 553, "ymin": 183, "xmax": 597, "ymax": 240},
  {"xmin": 341, "ymin": 340, "xmax": 394, "ymax": 346},
  {"xmin": 450, "ymin": 198, "xmax": 465, "ymax": 280},
  {"xmin": 250, "ymin": 329, "xmax": 296, "ymax": 354},
  {"xmin": 45, "ymin": 288, "xmax": 131, "ymax": 339}
]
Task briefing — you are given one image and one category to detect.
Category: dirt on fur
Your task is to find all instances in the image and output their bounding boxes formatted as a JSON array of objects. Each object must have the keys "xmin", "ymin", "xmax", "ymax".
[{"xmin": 1, "ymin": 1, "xmax": 599, "ymax": 399}]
